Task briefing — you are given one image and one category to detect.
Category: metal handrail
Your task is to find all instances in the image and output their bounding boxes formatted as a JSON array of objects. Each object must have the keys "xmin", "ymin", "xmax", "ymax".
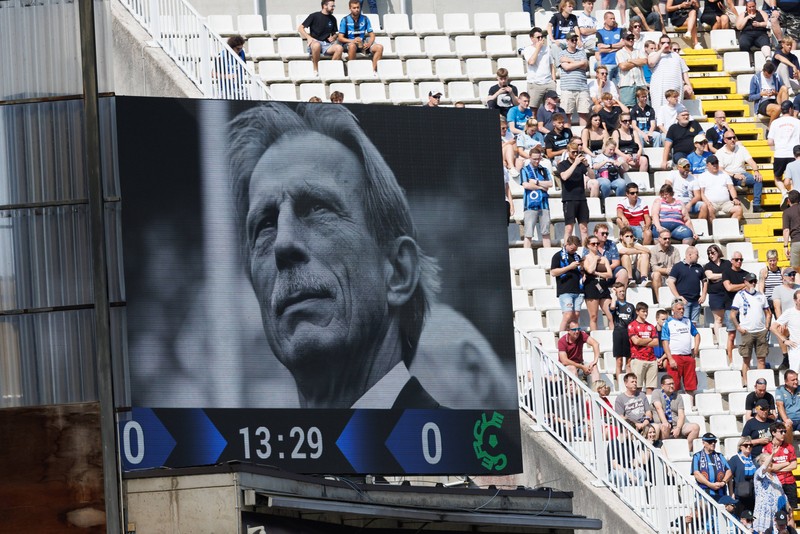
[
  {"xmin": 516, "ymin": 328, "xmax": 748, "ymax": 533},
  {"xmin": 117, "ymin": 0, "xmax": 270, "ymax": 100}
]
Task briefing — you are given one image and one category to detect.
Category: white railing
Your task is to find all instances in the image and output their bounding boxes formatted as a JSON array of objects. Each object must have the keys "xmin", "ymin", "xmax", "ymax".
[
  {"xmin": 118, "ymin": 0, "xmax": 270, "ymax": 100},
  {"xmin": 516, "ymin": 329, "xmax": 748, "ymax": 534}
]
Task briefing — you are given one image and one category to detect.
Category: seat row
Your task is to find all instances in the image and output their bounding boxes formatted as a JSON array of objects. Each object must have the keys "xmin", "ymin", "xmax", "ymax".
[{"xmin": 267, "ymin": 80, "xmax": 490, "ymax": 105}]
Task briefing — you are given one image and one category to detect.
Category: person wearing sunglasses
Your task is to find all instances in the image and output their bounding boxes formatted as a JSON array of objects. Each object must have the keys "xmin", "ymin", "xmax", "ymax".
[
  {"xmin": 714, "ymin": 126, "xmax": 764, "ymax": 212},
  {"xmin": 752, "ymin": 440, "xmax": 792, "ymax": 533},
  {"xmin": 558, "ymin": 31, "xmax": 592, "ymax": 127},
  {"xmin": 686, "ymin": 133, "xmax": 712, "ymax": 175},
  {"xmin": 647, "ymin": 35, "xmax": 693, "ymax": 118},
  {"xmin": 614, "ymin": 112, "xmax": 649, "ymax": 171},
  {"xmin": 660, "ymin": 108, "xmax": 703, "ymax": 171},
  {"xmin": 722, "ymin": 251, "xmax": 750, "ymax": 363},
  {"xmin": 616, "ymin": 29, "xmax": 647, "ymax": 107},
  {"xmin": 762, "ymin": 421, "xmax": 797, "ymax": 523},
  {"xmin": 728, "ymin": 437, "xmax": 757, "ymax": 514},
  {"xmin": 522, "ymin": 28, "xmax": 556, "ymax": 115},
  {"xmin": 582, "ymin": 235, "xmax": 615, "ymax": 332}
]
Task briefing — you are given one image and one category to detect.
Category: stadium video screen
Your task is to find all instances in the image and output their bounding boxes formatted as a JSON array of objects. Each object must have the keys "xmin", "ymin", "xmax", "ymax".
[{"xmin": 115, "ymin": 96, "xmax": 521, "ymax": 474}]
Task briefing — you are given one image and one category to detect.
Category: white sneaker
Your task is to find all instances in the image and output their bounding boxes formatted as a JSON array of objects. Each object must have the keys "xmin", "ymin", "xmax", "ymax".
[
  {"xmin": 694, "ymin": 43, "xmax": 703, "ymax": 50},
  {"xmin": 509, "ymin": 168, "xmax": 520, "ymax": 178},
  {"xmin": 683, "ymin": 32, "xmax": 691, "ymax": 40}
]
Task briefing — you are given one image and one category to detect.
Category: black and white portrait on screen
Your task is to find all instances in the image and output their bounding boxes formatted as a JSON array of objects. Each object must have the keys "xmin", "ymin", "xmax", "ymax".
[{"xmin": 118, "ymin": 97, "xmax": 516, "ymax": 410}]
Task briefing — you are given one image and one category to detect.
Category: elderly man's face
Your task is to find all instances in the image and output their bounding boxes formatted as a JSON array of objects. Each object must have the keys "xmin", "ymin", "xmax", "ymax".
[{"xmin": 246, "ymin": 133, "xmax": 390, "ymax": 374}]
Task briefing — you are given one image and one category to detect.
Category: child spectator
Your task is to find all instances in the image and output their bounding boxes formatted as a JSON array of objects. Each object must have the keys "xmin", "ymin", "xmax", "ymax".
[
  {"xmin": 630, "ymin": 86, "xmax": 662, "ymax": 147},
  {"xmin": 598, "ymin": 91, "xmax": 629, "ymax": 132},
  {"xmin": 610, "ymin": 282, "xmax": 637, "ymax": 381},
  {"xmin": 628, "ymin": 302, "xmax": 660, "ymax": 393},
  {"xmin": 656, "ymin": 89, "xmax": 684, "ymax": 133}
]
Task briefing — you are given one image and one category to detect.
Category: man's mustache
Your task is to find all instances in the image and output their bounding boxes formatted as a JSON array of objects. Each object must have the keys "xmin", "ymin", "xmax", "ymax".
[{"xmin": 271, "ymin": 270, "xmax": 334, "ymax": 316}]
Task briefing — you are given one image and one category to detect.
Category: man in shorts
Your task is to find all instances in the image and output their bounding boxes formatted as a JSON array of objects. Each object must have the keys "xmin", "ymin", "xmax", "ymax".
[
  {"xmin": 558, "ymin": 31, "xmax": 592, "ymax": 126},
  {"xmin": 520, "ymin": 147, "xmax": 553, "ymax": 248},
  {"xmin": 551, "ymin": 236, "xmax": 584, "ymax": 331},
  {"xmin": 557, "ymin": 321, "xmax": 601, "ymax": 382},
  {"xmin": 731, "ymin": 272, "xmax": 772, "ymax": 375},
  {"xmin": 661, "ymin": 298, "xmax": 701, "ymax": 397},
  {"xmin": 610, "ymin": 282, "xmax": 636, "ymax": 381},
  {"xmin": 337, "ymin": 0, "xmax": 383, "ymax": 73},
  {"xmin": 557, "ymin": 139, "xmax": 593, "ymax": 243},
  {"xmin": 523, "ymin": 27, "xmax": 556, "ymax": 113},
  {"xmin": 698, "ymin": 155, "xmax": 743, "ymax": 224},
  {"xmin": 769, "ymin": 102, "xmax": 800, "ymax": 198},
  {"xmin": 651, "ymin": 374, "xmax": 700, "ymax": 450},
  {"xmin": 299, "ymin": 0, "xmax": 344, "ymax": 75},
  {"xmin": 628, "ymin": 301, "xmax": 659, "ymax": 393}
]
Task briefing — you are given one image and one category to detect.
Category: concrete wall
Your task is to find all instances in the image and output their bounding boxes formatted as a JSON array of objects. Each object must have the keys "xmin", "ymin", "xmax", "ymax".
[{"xmin": 111, "ymin": 0, "xmax": 203, "ymax": 98}]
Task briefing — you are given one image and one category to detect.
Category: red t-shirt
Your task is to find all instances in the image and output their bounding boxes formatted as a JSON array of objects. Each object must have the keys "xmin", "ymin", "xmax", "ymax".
[
  {"xmin": 617, "ymin": 197, "xmax": 649, "ymax": 226},
  {"xmin": 763, "ymin": 442, "xmax": 797, "ymax": 485},
  {"xmin": 558, "ymin": 331, "xmax": 589, "ymax": 364},
  {"xmin": 628, "ymin": 320, "xmax": 657, "ymax": 361}
]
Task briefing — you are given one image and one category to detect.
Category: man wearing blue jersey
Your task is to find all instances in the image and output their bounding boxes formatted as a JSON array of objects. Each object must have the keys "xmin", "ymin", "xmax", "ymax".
[
  {"xmin": 662, "ymin": 298, "xmax": 701, "ymax": 396},
  {"xmin": 338, "ymin": 0, "xmax": 383, "ymax": 73}
]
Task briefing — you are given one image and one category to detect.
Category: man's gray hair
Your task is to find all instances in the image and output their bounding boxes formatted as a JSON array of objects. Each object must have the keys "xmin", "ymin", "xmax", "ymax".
[{"xmin": 228, "ymin": 102, "xmax": 440, "ymax": 362}]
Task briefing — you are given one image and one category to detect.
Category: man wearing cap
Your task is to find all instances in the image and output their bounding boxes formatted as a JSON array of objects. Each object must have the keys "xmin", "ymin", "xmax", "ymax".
[
  {"xmin": 698, "ymin": 155, "xmax": 743, "ymax": 224},
  {"xmin": 661, "ymin": 108, "xmax": 703, "ymax": 169},
  {"xmin": 768, "ymin": 509, "xmax": 797, "ymax": 534},
  {"xmin": 715, "ymin": 127, "xmax": 764, "ymax": 212},
  {"xmin": 692, "ymin": 432, "xmax": 732, "ymax": 502},
  {"xmin": 667, "ymin": 246, "xmax": 707, "ymax": 325},
  {"xmin": 745, "ymin": 378, "xmax": 778, "ymax": 421},
  {"xmin": 424, "ymin": 91, "xmax": 441, "ymax": 108},
  {"xmin": 718, "ymin": 495, "xmax": 740, "ymax": 521},
  {"xmin": 742, "ymin": 399, "xmax": 775, "ymax": 456},
  {"xmin": 687, "ymin": 133, "xmax": 713, "ymax": 175},
  {"xmin": 616, "ymin": 29, "xmax": 646, "ymax": 107},
  {"xmin": 558, "ymin": 31, "xmax": 592, "ymax": 127},
  {"xmin": 650, "ymin": 374, "xmax": 700, "ymax": 448},
  {"xmin": 596, "ymin": 11, "xmax": 623, "ymax": 83},
  {"xmin": 666, "ymin": 157, "xmax": 706, "ymax": 219},
  {"xmin": 763, "ymin": 421, "xmax": 798, "ymax": 514},
  {"xmin": 507, "ymin": 93, "xmax": 533, "ymax": 136},
  {"xmin": 740, "ymin": 510, "xmax": 755, "ymax": 530},
  {"xmin": 770, "ymin": 102, "xmax": 800, "ymax": 190},
  {"xmin": 662, "ymin": 298, "xmax": 701, "ymax": 397},
  {"xmin": 783, "ymin": 190, "xmax": 800, "ymax": 274},
  {"xmin": 731, "ymin": 272, "xmax": 772, "ymax": 375},
  {"xmin": 524, "ymin": 27, "xmax": 557, "ymax": 114},
  {"xmin": 536, "ymin": 91, "xmax": 567, "ymax": 136}
]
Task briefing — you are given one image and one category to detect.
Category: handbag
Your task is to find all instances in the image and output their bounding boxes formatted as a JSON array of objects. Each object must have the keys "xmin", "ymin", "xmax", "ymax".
[{"xmin": 735, "ymin": 478, "xmax": 753, "ymax": 499}]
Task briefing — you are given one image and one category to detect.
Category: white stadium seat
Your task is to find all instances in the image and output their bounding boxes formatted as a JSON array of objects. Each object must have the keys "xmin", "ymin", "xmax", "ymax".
[
  {"xmin": 515, "ymin": 310, "xmax": 548, "ymax": 332},
  {"xmin": 268, "ymin": 83, "xmax": 298, "ymax": 101},
  {"xmin": 383, "ymin": 13, "xmax": 415, "ymax": 37},
  {"xmin": 710, "ymin": 29, "xmax": 739, "ymax": 52},
  {"xmin": 512, "ymin": 289, "xmax": 534, "ymax": 311},
  {"xmin": 724, "ymin": 52, "xmax": 753, "ymax": 75},
  {"xmin": 746, "ymin": 369, "xmax": 775, "ymax": 391},
  {"xmin": 509, "ymin": 248, "xmax": 535, "ymax": 271},
  {"xmin": 497, "ymin": 57, "xmax": 526, "ymax": 78},
  {"xmin": 347, "ymin": 60, "xmax": 377, "ymax": 82},
  {"xmin": 359, "ymin": 82, "xmax": 389, "ymax": 104},
  {"xmin": 365, "ymin": 14, "xmax": 384, "ymax": 35},
  {"xmin": 266, "ymin": 14, "xmax": 297, "ymax": 37},
  {"xmin": 389, "ymin": 82, "xmax": 418, "ymax": 105},
  {"xmin": 443, "ymin": 13, "xmax": 474, "ymax": 36},
  {"xmin": 519, "ymin": 268, "xmax": 550, "ymax": 290},
  {"xmin": 277, "ymin": 37, "xmax": 308, "ymax": 61},
  {"xmin": 709, "ymin": 414, "xmax": 740, "ymax": 439},
  {"xmin": 248, "ymin": 38, "xmax": 280, "ymax": 60},
  {"xmin": 694, "ymin": 393, "xmax": 727, "ymax": 417},
  {"xmin": 712, "ymin": 219, "xmax": 744, "ymax": 243},
  {"xmin": 207, "ymin": 14, "xmax": 235, "ymax": 36},
  {"xmin": 413, "ymin": 13, "xmax": 445, "ymax": 36},
  {"xmin": 374, "ymin": 37, "xmax": 397, "ymax": 58},
  {"xmin": 377, "ymin": 59, "xmax": 406, "ymax": 82},
  {"xmin": 395, "ymin": 36, "xmax": 428, "ymax": 59},
  {"xmin": 737, "ymin": 74, "xmax": 754, "ymax": 95},
  {"xmin": 532, "ymin": 288, "xmax": 561, "ymax": 311},
  {"xmin": 473, "ymin": 12, "xmax": 505, "ymax": 35},
  {"xmin": 288, "ymin": 60, "xmax": 318, "ymax": 83},
  {"xmin": 536, "ymin": 247, "xmax": 562, "ymax": 267},
  {"xmin": 447, "ymin": 81, "xmax": 480, "ymax": 103},
  {"xmin": 328, "ymin": 82, "xmax": 358, "ymax": 103},
  {"xmin": 485, "ymin": 35, "xmax": 517, "ymax": 58},
  {"xmin": 436, "ymin": 59, "xmax": 469, "ymax": 82},
  {"xmin": 455, "ymin": 35, "xmax": 485, "ymax": 59},
  {"xmin": 298, "ymin": 82, "xmax": 326, "ymax": 101},
  {"xmin": 725, "ymin": 241, "xmax": 756, "ymax": 261},
  {"xmin": 713, "ymin": 370, "xmax": 745, "ymax": 394},
  {"xmin": 237, "ymin": 14, "xmax": 268, "ymax": 37},
  {"xmin": 424, "ymin": 35, "xmax": 457, "ymax": 59},
  {"xmin": 699, "ymin": 349, "xmax": 728, "ymax": 373},
  {"xmin": 465, "ymin": 58, "xmax": 495, "ymax": 81},
  {"xmin": 405, "ymin": 58, "xmax": 438, "ymax": 82},
  {"xmin": 318, "ymin": 61, "xmax": 348, "ymax": 83},
  {"xmin": 504, "ymin": 11, "xmax": 532, "ymax": 35},
  {"xmin": 728, "ymin": 391, "xmax": 749, "ymax": 416},
  {"xmin": 258, "ymin": 61, "xmax": 288, "ymax": 83}
]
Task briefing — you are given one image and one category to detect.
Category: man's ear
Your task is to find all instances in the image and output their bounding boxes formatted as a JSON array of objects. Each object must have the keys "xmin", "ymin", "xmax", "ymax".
[{"xmin": 386, "ymin": 236, "xmax": 421, "ymax": 307}]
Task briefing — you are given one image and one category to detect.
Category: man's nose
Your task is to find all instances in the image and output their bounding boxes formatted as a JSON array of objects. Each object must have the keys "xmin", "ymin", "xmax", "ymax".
[{"xmin": 273, "ymin": 207, "xmax": 309, "ymax": 270}]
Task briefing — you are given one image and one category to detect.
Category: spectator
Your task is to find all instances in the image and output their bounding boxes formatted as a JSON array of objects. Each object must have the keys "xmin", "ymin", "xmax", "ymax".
[
  {"xmin": 501, "ymin": 118, "xmax": 523, "ymax": 178},
  {"xmin": 596, "ymin": 12, "xmax": 624, "ymax": 82},
  {"xmin": 607, "ymin": 429, "xmax": 647, "ymax": 486},
  {"xmin": 651, "ymin": 228, "xmax": 681, "ymax": 303},
  {"xmin": 752, "ymin": 451, "xmax": 791, "ymax": 534},
  {"xmin": 775, "ymin": 37, "xmax": 800, "ymax": 97},
  {"xmin": 666, "ymin": 157, "xmax": 706, "ymax": 219},
  {"xmin": 693, "ymin": 432, "xmax": 733, "ymax": 502},
  {"xmin": 577, "ymin": 0, "xmax": 600, "ymax": 51},
  {"xmin": 329, "ymin": 90, "xmax": 344, "ymax": 103},
  {"xmin": 698, "ymin": 155, "xmax": 744, "ymax": 222},
  {"xmin": 551, "ymin": 379, "xmax": 586, "ymax": 441},
  {"xmin": 705, "ymin": 244, "xmax": 733, "ymax": 343},
  {"xmin": 784, "ymin": 190, "xmax": 800, "ymax": 273},
  {"xmin": 667, "ymin": 246, "xmax": 707, "ymax": 324},
  {"xmin": 616, "ymin": 29, "xmax": 647, "ymax": 107},
  {"xmin": 589, "ymin": 65, "xmax": 620, "ymax": 112},
  {"xmin": 651, "ymin": 374, "xmax": 700, "ymax": 447},
  {"xmin": 628, "ymin": 21, "xmax": 645, "ymax": 50},
  {"xmin": 686, "ymin": 133, "xmax": 712, "ymax": 175},
  {"xmin": 742, "ymin": 401, "xmax": 774, "ymax": 458},
  {"xmin": 774, "ymin": 370, "xmax": 800, "ymax": 441},
  {"xmin": 487, "ymin": 68, "xmax": 520, "ymax": 114},
  {"xmin": 425, "ymin": 90, "xmax": 442, "ymax": 108},
  {"xmin": 583, "ymin": 234, "xmax": 614, "ymax": 331},
  {"xmin": 524, "ymin": 27, "xmax": 557, "ymax": 114},
  {"xmin": 453, "ymin": 101, "xmax": 466, "ymax": 108},
  {"xmin": 517, "ymin": 118, "xmax": 545, "ymax": 161},
  {"xmin": 656, "ymin": 90, "xmax": 685, "ymax": 134},
  {"xmin": 610, "ymin": 281, "xmax": 637, "ymax": 380},
  {"xmin": 648, "ymin": 35, "xmax": 693, "ymax": 117},
  {"xmin": 593, "ymin": 139, "xmax": 631, "ymax": 199},
  {"xmin": 661, "ymin": 108, "xmax": 703, "ymax": 168},
  {"xmin": 520, "ymin": 147, "xmax": 553, "ymax": 248},
  {"xmin": 637, "ymin": 423, "xmax": 665, "ymax": 483},
  {"xmin": 298, "ymin": 0, "xmax": 344, "ymax": 76},
  {"xmin": 617, "ymin": 182, "xmax": 653, "ymax": 244},
  {"xmin": 666, "ymin": 0, "xmax": 700, "ymax": 49},
  {"xmin": 598, "ymin": 92, "xmax": 629, "ymax": 132},
  {"xmin": 537, "ymin": 91, "xmax": 568, "ymax": 135},
  {"xmin": 504, "ymin": 168, "xmax": 515, "ymax": 222},
  {"xmin": 723, "ymin": 251, "xmax": 750, "ymax": 364},
  {"xmin": 582, "ymin": 113, "xmax": 610, "ymax": 155},
  {"xmin": 739, "ymin": 510, "xmax": 755, "ymax": 531},
  {"xmin": 547, "ymin": 0, "xmax": 581, "ymax": 55},
  {"xmin": 215, "ymin": 35, "xmax": 247, "ymax": 98},
  {"xmin": 338, "ymin": 0, "xmax": 383, "ymax": 74},
  {"xmin": 358, "ymin": 0, "xmax": 377, "ymax": 13},
  {"xmin": 551, "ymin": 235, "xmax": 585, "ymax": 330},
  {"xmin": 654, "ymin": 308, "xmax": 669, "ymax": 361},
  {"xmin": 507, "ymin": 93, "xmax": 533, "ymax": 136},
  {"xmin": 629, "ymin": 302, "xmax": 660, "ymax": 393},
  {"xmin": 784, "ymin": 146, "xmax": 800, "ymax": 209},
  {"xmin": 737, "ymin": 0, "xmax": 773, "ymax": 59},
  {"xmin": 629, "ymin": 0, "xmax": 663, "ymax": 31},
  {"xmin": 761, "ymin": 249, "xmax": 784, "ymax": 314},
  {"xmin": 594, "ymin": 222, "xmax": 629, "ymax": 287},
  {"xmin": 651, "ymin": 183, "xmax": 697, "ymax": 245},
  {"xmin": 715, "ymin": 128, "xmax": 764, "ymax": 212},
  {"xmin": 641, "ymin": 40, "xmax": 657, "ymax": 85},
  {"xmin": 522, "ymin": 0, "xmax": 544, "ymax": 26},
  {"xmin": 728, "ymin": 437, "xmax": 757, "ymax": 514},
  {"xmin": 763, "ymin": 0, "xmax": 783, "ymax": 42},
  {"xmin": 750, "ymin": 62, "xmax": 789, "ymax": 126},
  {"xmin": 701, "ymin": 0, "xmax": 734, "ymax": 29},
  {"xmin": 770, "ymin": 102, "xmax": 800, "ymax": 191},
  {"xmin": 558, "ymin": 322, "xmax": 602, "ymax": 382},
  {"xmin": 308, "ymin": 96, "xmax": 323, "ymax": 102},
  {"xmin": 762, "ymin": 422, "xmax": 798, "ymax": 512},
  {"xmin": 615, "ymin": 373, "xmax": 654, "ymax": 430},
  {"xmin": 617, "ymin": 226, "xmax": 652, "ymax": 283},
  {"xmin": 558, "ymin": 139, "xmax": 595, "ymax": 241},
  {"xmin": 731, "ymin": 272, "xmax": 772, "ymax": 374},
  {"xmin": 772, "ymin": 267, "xmax": 799, "ymax": 369},
  {"xmin": 705, "ymin": 110, "xmax": 730, "ymax": 153},
  {"xmin": 558, "ymin": 31, "xmax": 592, "ymax": 126},
  {"xmin": 614, "ymin": 112, "xmax": 649, "ymax": 172},
  {"xmin": 630, "ymin": 87, "xmax": 662, "ymax": 147},
  {"xmin": 544, "ymin": 113, "xmax": 574, "ymax": 161},
  {"xmin": 662, "ymin": 298, "xmax": 701, "ymax": 396},
  {"xmin": 746, "ymin": 379, "xmax": 778, "ymax": 422}
]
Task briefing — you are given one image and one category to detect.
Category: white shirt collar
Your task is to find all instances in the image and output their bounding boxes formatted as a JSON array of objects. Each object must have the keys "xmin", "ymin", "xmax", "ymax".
[{"xmin": 351, "ymin": 362, "xmax": 411, "ymax": 409}]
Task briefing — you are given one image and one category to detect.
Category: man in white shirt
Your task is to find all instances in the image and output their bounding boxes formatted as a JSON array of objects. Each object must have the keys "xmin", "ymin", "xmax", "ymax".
[
  {"xmin": 666, "ymin": 157, "xmax": 706, "ymax": 219},
  {"xmin": 577, "ymin": 0, "xmax": 600, "ymax": 50},
  {"xmin": 784, "ymin": 146, "xmax": 800, "ymax": 207},
  {"xmin": 699, "ymin": 155, "xmax": 743, "ymax": 222},
  {"xmin": 731, "ymin": 272, "xmax": 772, "ymax": 375},
  {"xmin": 615, "ymin": 29, "xmax": 646, "ymax": 107},
  {"xmin": 715, "ymin": 128, "xmax": 764, "ymax": 212},
  {"xmin": 769, "ymin": 101, "xmax": 800, "ymax": 201},
  {"xmin": 524, "ymin": 27, "xmax": 557, "ymax": 113},
  {"xmin": 772, "ymin": 288, "xmax": 800, "ymax": 372}
]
